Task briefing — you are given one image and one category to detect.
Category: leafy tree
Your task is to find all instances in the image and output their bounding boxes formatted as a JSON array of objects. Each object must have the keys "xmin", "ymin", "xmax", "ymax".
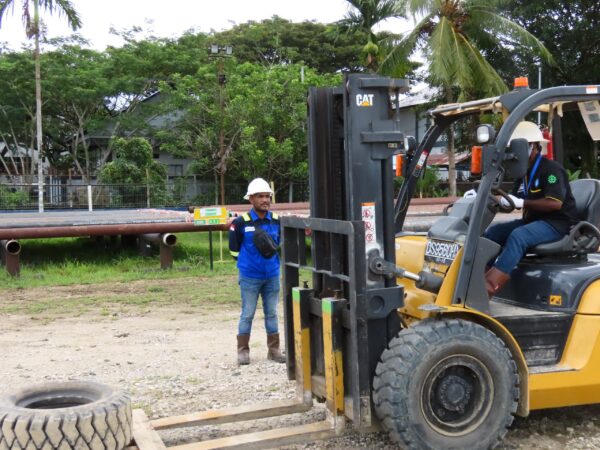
[
  {"xmin": 494, "ymin": 0, "xmax": 600, "ymax": 177},
  {"xmin": 0, "ymin": 0, "xmax": 81, "ymax": 210},
  {"xmin": 229, "ymin": 63, "xmax": 341, "ymax": 189},
  {"xmin": 99, "ymin": 137, "xmax": 168, "ymax": 206},
  {"xmin": 214, "ymin": 16, "xmax": 366, "ymax": 73},
  {"xmin": 99, "ymin": 137, "xmax": 166, "ymax": 184},
  {"xmin": 155, "ymin": 62, "xmax": 340, "ymax": 202},
  {"xmin": 41, "ymin": 41, "xmax": 113, "ymax": 181},
  {"xmin": 337, "ymin": 0, "xmax": 404, "ymax": 72},
  {"xmin": 0, "ymin": 49, "xmax": 37, "ymax": 177},
  {"xmin": 383, "ymin": 0, "xmax": 552, "ymax": 195}
]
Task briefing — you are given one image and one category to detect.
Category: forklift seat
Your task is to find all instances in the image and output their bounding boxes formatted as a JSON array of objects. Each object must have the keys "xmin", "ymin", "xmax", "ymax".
[{"xmin": 530, "ymin": 179, "xmax": 600, "ymax": 256}]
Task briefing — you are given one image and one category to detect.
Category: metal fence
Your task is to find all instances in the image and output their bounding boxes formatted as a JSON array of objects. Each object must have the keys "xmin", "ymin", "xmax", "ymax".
[{"xmin": 0, "ymin": 177, "xmax": 309, "ymax": 210}]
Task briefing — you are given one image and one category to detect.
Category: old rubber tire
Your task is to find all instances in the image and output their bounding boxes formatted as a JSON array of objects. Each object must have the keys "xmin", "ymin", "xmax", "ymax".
[
  {"xmin": 0, "ymin": 381, "xmax": 132, "ymax": 450},
  {"xmin": 373, "ymin": 319, "xmax": 519, "ymax": 450}
]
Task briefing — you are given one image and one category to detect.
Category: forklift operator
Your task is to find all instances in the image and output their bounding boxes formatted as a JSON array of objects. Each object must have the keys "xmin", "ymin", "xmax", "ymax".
[{"xmin": 483, "ymin": 121, "xmax": 578, "ymax": 297}]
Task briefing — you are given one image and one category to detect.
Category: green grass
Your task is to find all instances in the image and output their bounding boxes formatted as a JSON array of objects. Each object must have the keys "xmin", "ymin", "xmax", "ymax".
[
  {"xmin": 0, "ymin": 274, "xmax": 241, "ymax": 316},
  {"xmin": 0, "ymin": 232, "xmax": 237, "ymax": 289}
]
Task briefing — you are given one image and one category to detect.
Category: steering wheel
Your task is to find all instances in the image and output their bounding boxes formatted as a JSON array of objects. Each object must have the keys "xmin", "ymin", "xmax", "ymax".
[{"xmin": 490, "ymin": 188, "xmax": 515, "ymax": 213}]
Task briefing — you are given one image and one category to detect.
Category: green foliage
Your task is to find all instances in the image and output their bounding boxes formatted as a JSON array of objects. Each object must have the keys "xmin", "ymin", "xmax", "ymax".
[
  {"xmin": 100, "ymin": 137, "xmax": 166, "ymax": 184},
  {"xmin": 567, "ymin": 169, "xmax": 582, "ymax": 181},
  {"xmin": 0, "ymin": 185, "xmax": 29, "ymax": 208},
  {"xmin": 489, "ymin": 1, "xmax": 600, "ymax": 177},
  {"xmin": 383, "ymin": 0, "xmax": 553, "ymax": 100},
  {"xmin": 417, "ymin": 169, "xmax": 448, "ymax": 198},
  {"xmin": 156, "ymin": 62, "xmax": 340, "ymax": 194},
  {"xmin": 99, "ymin": 137, "xmax": 170, "ymax": 205},
  {"xmin": 337, "ymin": 0, "xmax": 405, "ymax": 72},
  {"xmin": 215, "ymin": 16, "xmax": 366, "ymax": 73}
]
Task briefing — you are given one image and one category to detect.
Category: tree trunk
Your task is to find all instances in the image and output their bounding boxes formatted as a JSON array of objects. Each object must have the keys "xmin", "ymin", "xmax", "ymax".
[
  {"xmin": 34, "ymin": 3, "xmax": 44, "ymax": 212},
  {"xmin": 445, "ymin": 89, "xmax": 457, "ymax": 197}
]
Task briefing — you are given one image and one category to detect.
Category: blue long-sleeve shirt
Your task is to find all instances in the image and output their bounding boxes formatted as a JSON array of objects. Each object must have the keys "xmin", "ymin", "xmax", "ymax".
[{"xmin": 229, "ymin": 209, "xmax": 280, "ymax": 279}]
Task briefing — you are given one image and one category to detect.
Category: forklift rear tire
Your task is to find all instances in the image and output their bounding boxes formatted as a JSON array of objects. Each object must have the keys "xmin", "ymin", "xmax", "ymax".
[
  {"xmin": 373, "ymin": 319, "xmax": 519, "ymax": 450},
  {"xmin": 0, "ymin": 381, "xmax": 132, "ymax": 450}
]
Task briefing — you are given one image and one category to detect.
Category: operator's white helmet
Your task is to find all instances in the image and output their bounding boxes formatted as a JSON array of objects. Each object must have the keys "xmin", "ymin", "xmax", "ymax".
[
  {"xmin": 509, "ymin": 121, "xmax": 549, "ymax": 143},
  {"xmin": 244, "ymin": 178, "xmax": 273, "ymax": 200}
]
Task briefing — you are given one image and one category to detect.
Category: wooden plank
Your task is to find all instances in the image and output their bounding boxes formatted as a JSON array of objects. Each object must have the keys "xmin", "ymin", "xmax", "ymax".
[
  {"xmin": 168, "ymin": 420, "xmax": 337, "ymax": 450},
  {"xmin": 132, "ymin": 409, "xmax": 167, "ymax": 450},
  {"xmin": 151, "ymin": 399, "xmax": 311, "ymax": 430}
]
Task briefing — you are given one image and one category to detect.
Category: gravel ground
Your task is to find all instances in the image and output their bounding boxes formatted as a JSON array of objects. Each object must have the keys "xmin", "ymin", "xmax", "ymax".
[{"xmin": 1, "ymin": 280, "xmax": 600, "ymax": 449}]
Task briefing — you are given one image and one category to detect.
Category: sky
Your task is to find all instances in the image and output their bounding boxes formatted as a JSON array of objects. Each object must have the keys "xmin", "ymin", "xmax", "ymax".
[{"xmin": 0, "ymin": 0, "xmax": 408, "ymax": 50}]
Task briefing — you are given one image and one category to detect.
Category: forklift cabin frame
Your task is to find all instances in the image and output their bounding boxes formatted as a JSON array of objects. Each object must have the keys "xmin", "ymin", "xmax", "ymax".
[{"xmin": 395, "ymin": 85, "xmax": 600, "ymax": 314}]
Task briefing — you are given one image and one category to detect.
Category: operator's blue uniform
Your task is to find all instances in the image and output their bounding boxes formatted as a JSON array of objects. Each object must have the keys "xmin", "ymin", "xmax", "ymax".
[
  {"xmin": 229, "ymin": 209, "xmax": 281, "ymax": 337},
  {"xmin": 228, "ymin": 209, "xmax": 280, "ymax": 279}
]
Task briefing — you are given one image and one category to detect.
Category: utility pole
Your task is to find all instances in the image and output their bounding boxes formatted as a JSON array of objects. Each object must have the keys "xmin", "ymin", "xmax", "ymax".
[
  {"xmin": 34, "ymin": 1, "xmax": 44, "ymax": 212},
  {"xmin": 208, "ymin": 44, "xmax": 233, "ymax": 205},
  {"xmin": 537, "ymin": 60, "xmax": 542, "ymax": 125}
]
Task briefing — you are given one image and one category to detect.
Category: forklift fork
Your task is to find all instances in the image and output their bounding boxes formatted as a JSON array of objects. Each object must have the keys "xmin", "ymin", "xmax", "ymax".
[{"xmin": 129, "ymin": 284, "xmax": 346, "ymax": 450}]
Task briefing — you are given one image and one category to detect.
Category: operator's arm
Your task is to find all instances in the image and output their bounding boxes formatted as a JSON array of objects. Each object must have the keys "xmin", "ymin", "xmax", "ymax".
[
  {"xmin": 228, "ymin": 217, "xmax": 244, "ymax": 260},
  {"xmin": 523, "ymin": 197, "xmax": 562, "ymax": 212}
]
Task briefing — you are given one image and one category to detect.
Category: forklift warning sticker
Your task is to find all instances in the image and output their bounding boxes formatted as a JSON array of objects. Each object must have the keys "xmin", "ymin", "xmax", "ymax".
[
  {"xmin": 413, "ymin": 150, "xmax": 429, "ymax": 177},
  {"xmin": 362, "ymin": 202, "xmax": 378, "ymax": 251}
]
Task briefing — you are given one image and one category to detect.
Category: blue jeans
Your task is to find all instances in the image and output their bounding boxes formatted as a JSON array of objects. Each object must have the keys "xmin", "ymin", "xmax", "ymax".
[
  {"xmin": 238, "ymin": 275, "xmax": 280, "ymax": 336},
  {"xmin": 484, "ymin": 219, "xmax": 563, "ymax": 273}
]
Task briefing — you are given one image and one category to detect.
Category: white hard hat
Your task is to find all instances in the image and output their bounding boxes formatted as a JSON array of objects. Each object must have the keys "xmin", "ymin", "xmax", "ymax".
[
  {"xmin": 244, "ymin": 178, "xmax": 272, "ymax": 200},
  {"xmin": 509, "ymin": 121, "xmax": 549, "ymax": 143}
]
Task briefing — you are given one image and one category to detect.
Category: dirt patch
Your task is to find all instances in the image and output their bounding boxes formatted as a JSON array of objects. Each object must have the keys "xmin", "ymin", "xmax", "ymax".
[{"xmin": 1, "ymin": 281, "xmax": 600, "ymax": 449}]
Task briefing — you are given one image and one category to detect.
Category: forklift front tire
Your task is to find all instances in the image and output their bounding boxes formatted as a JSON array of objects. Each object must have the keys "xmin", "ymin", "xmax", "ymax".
[{"xmin": 373, "ymin": 319, "xmax": 519, "ymax": 450}]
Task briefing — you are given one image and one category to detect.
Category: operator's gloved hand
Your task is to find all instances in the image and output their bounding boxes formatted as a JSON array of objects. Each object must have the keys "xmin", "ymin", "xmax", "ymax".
[
  {"xmin": 463, "ymin": 189, "xmax": 477, "ymax": 199},
  {"xmin": 500, "ymin": 194, "xmax": 524, "ymax": 209}
]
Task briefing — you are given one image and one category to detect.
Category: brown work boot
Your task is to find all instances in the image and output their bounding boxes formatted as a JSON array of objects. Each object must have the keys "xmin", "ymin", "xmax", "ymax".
[
  {"xmin": 485, "ymin": 267, "xmax": 510, "ymax": 298},
  {"xmin": 237, "ymin": 334, "xmax": 250, "ymax": 365},
  {"xmin": 267, "ymin": 333, "xmax": 286, "ymax": 363}
]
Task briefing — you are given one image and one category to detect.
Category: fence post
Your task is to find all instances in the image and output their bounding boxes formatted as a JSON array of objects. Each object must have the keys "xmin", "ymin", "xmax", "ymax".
[
  {"xmin": 87, "ymin": 185, "xmax": 93, "ymax": 212},
  {"xmin": 146, "ymin": 168, "xmax": 151, "ymax": 208}
]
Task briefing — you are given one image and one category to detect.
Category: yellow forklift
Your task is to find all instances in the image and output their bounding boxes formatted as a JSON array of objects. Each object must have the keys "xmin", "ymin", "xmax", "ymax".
[
  {"xmin": 280, "ymin": 74, "xmax": 600, "ymax": 450},
  {"xmin": 111, "ymin": 74, "xmax": 600, "ymax": 450}
]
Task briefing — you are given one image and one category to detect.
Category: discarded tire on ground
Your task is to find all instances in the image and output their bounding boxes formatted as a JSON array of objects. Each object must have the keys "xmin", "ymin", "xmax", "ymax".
[
  {"xmin": 373, "ymin": 319, "xmax": 519, "ymax": 450},
  {"xmin": 0, "ymin": 381, "xmax": 132, "ymax": 450}
]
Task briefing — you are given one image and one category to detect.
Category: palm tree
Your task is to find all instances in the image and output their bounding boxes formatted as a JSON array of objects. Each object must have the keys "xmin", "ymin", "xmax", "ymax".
[
  {"xmin": 382, "ymin": 0, "xmax": 552, "ymax": 195},
  {"xmin": 338, "ymin": 0, "xmax": 405, "ymax": 72},
  {"xmin": 0, "ymin": 0, "xmax": 81, "ymax": 212}
]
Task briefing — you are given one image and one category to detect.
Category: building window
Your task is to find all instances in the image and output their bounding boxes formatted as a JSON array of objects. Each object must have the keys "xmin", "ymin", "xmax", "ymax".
[{"xmin": 168, "ymin": 164, "xmax": 183, "ymax": 177}]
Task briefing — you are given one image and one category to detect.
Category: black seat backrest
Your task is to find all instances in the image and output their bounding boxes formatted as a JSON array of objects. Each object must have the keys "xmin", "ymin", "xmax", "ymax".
[
  {"xmin": 529, "ymin": 178, "xmax": 600, "ymax": 257},
  {"xmin": 571, "ymin": 179, "xmax": 600, "ymax": 226}
]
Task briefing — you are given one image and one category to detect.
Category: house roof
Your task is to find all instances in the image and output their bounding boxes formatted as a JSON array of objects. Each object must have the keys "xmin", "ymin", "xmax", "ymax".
[
  {"xmin": 427, "ymin": 151, "xmax": 470, "ymax": 166},
  {"xmin": 396, "ymin": 85, "xmax": 439, "ymax": 109}
]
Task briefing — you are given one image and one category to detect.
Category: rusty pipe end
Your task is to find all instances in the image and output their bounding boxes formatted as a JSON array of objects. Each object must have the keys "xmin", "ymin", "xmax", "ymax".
[
  {"xmin": 1, "ymin": 239, "xmax": 21, "ymax": 255},
  {"xmin": 141, "ymin": 233, "xmax": 177, "ymax": 247}
]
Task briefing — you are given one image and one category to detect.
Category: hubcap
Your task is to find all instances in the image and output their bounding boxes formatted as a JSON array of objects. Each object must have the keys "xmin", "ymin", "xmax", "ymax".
[{"xmin": 421, "ymin": 354, "xmax": 494, "ymax": 436}]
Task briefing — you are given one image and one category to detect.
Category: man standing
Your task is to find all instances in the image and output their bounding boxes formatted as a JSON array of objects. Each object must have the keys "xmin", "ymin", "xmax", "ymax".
[
  {"xmin": 484, "ymin": 121, "xmax": 577, "ymax": 296},
  {"xmin": 229, "ymin": 178, "xmax": 285, "ymax": 365}
]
